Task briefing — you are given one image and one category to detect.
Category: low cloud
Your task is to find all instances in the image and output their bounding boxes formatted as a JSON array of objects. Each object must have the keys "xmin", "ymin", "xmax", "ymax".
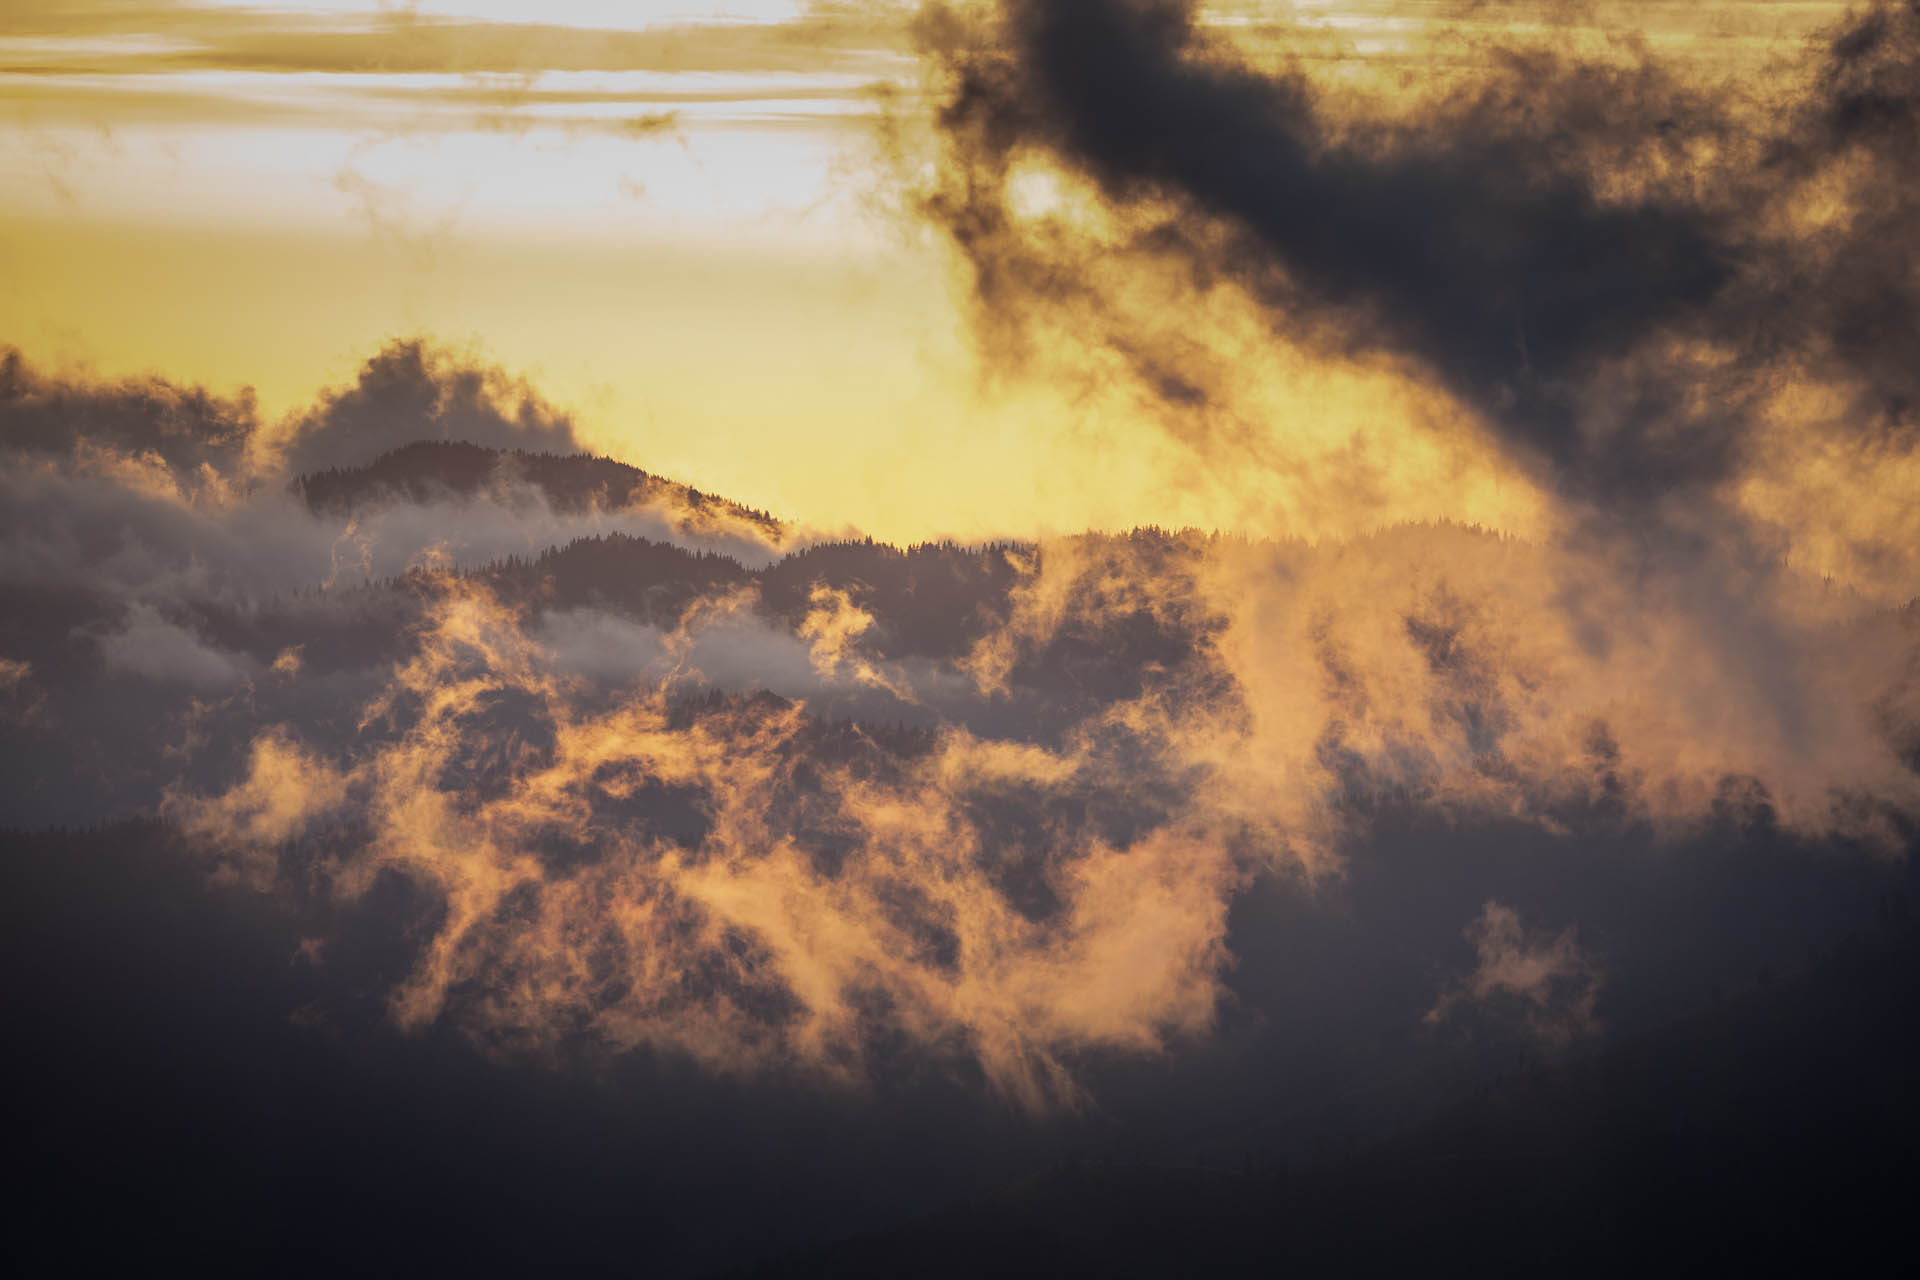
[
  {"xmin": 4, "ymin": 332, "xmax": 1916, "ymax": 1114},
  {"xmin": 94, "ymin": 603, "xmax": 251, "ymax": 690},
  {"xmin": 1426, "ymin": 900, "xmax": 1602, "ymax": 1049},
  {"xmin": 160, "ymin": 514, "xmax": 1919, "ymax": 1106},
  {"xmin": 0, "ymin": 341, "xmax": 785, "ymax": 614}
]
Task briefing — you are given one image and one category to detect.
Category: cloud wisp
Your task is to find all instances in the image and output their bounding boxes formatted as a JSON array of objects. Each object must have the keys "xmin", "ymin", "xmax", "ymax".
[{"xmin": 1427, "ymin": 900, "xmax": 1602, "ymax": 1050}]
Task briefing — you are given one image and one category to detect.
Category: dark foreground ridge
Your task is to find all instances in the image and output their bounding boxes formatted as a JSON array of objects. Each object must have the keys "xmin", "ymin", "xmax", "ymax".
[
  {"xmin": 6, "ymin": 822, "xmax": 1916, "ymax": 1277},
  {"xmin": 728, "ymin": 902, "xmax": 1920, "ymax": 1278}
]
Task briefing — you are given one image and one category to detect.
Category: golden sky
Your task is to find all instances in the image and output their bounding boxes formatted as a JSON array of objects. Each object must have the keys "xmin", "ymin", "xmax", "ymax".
[{"xmin": 0, "ymin": 2, "xmax": 1858, "ymax": 543}]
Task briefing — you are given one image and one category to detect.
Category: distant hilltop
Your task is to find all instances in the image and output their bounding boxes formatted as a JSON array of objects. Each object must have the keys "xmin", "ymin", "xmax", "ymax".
[{"xmin": 292, "ymin": 439, "xmax": 784, "ymax": 540}]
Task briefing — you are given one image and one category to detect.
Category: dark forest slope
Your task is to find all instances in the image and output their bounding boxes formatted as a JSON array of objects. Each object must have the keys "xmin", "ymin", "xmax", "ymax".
[
  {"xmin": 732, "ymin": 902, "xmax": 1920, "ymax": 1278},
  {"xmin": 293, "ymin": 440, "xmax": 782, "ymax": 536}
]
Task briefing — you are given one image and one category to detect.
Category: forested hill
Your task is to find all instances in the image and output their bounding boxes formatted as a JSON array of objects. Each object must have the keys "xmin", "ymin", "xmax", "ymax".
[
  {"xmin": 469, "ymin": 530, "xmax": 1219, "ymax": 683},
  {"xmin": 293, "ymin": 440, "xmax": 783, "ymax": 536}
]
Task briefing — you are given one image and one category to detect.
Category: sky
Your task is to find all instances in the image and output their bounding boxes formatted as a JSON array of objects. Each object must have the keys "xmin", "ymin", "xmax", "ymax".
[{"xmin": 2, "ymin": 0, "xmax": 1871, "ymax": 546}]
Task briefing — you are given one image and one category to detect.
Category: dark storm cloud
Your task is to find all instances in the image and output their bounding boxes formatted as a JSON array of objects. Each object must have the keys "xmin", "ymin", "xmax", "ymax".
[
  {"xmin": 1753, "ymin": 0, "xmax": 1920, "ymax": 427},
  {"xmin": 914, "ymin": 0, "xmax": 1920, "ymax": 505}
]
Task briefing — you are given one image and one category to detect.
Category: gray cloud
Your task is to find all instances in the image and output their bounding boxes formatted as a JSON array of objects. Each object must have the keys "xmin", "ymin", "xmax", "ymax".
[{"xmin": 95, "ymin": 602, "xmax": 251, "ymax": 690}]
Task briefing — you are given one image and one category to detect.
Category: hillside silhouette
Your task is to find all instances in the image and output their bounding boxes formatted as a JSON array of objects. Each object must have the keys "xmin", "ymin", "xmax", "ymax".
[
  {"xmin": 14, "ymin": 816, "xmax": 1912, "ymax": 1279},
  {"xmin": 294, "ymin": 440, "xmax": 782, "ymax": 537},
  {"xmin": 729, "ymin": 897, "xmax": 1920, "ymax": 1278}
]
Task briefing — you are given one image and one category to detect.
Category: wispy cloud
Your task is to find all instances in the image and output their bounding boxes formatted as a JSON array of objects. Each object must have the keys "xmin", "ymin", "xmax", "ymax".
[{"xmin": 1427, "ymin": 900, "xmax": 1602, "ymax": 1049}]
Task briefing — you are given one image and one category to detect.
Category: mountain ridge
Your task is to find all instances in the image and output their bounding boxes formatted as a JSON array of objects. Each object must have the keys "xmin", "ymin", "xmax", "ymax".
[{"xmin": 292, "ymin": 439, "xmax": 784, "ymax": 539}]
